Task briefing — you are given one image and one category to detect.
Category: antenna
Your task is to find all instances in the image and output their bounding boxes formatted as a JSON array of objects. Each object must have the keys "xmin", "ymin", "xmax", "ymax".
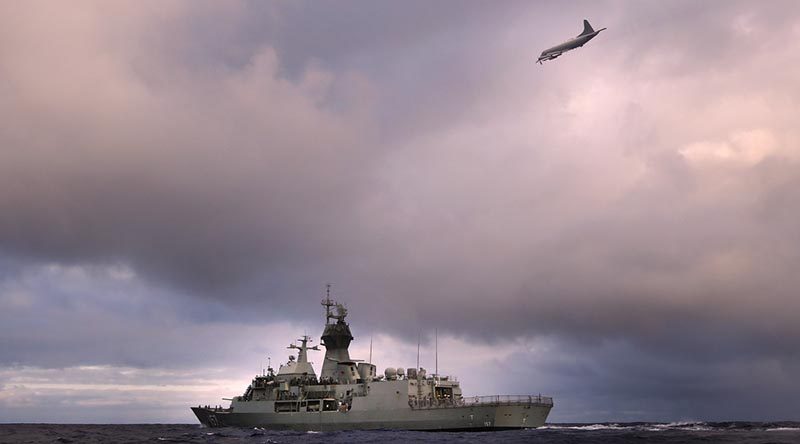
[
  {"xmin": 369, "ymin": 336, "xmax": 373, "ymax": 364},
  {"xmin": 322, "ymin": 283, "xmax": 334, "ymax": 323},
  {"xmin": 416, "ymin": 330, "xmax": 420, "ymax": 370},
  {"xmin": 435, "ymin": 328, "xmax": 438, "ymax": 381}
]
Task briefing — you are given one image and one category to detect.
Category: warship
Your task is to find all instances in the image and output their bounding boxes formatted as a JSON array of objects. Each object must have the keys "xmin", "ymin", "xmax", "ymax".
[{"xmin": 192, "ymin": 288, "xmax": 553, "ymax": 431}]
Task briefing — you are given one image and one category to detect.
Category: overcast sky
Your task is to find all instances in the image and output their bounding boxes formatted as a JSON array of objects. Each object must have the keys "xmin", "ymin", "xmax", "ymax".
[{"xmin": 1, "ymin": 0, "xmax": 799, "ymax": 423}]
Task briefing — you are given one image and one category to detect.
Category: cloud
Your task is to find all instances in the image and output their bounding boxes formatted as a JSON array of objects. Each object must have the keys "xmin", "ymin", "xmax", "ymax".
[
  {"xmin": 2, "ymin": 0, "xmax": 800, "ymax": 422},
  {"xmin": 0, "ymin": 2, "xmax": 379, "ymax": 300},
  {"xmin": 0, "ymin": 365, "xmax": 247, "ymax": 423}
]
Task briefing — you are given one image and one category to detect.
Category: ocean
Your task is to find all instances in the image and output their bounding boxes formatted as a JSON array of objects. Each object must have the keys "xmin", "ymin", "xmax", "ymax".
[{"xmin": 1, "ymin": 422, "xmax": 799, "ymax": 444}]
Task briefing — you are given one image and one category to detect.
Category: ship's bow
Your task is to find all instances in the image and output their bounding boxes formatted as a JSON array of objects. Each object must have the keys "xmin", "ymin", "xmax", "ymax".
[{"xmin": 191, "ymin": 406, "xmax": 226, "ymax": 427}]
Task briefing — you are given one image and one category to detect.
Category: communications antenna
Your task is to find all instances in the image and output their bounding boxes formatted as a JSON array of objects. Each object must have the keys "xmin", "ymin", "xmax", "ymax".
[
  {"xmin": 416, "ymin": 331, "xmax": 420, "ymax": 370},
  {"xmin": 435, "ymin": 328, "xmax": 438, "ymax": 382}
]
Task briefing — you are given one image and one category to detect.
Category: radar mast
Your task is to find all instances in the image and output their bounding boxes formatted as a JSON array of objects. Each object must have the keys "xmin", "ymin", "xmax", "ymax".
[{"xmin": 319, "ymin": 284, "xmax": 354, "ymax": 380}]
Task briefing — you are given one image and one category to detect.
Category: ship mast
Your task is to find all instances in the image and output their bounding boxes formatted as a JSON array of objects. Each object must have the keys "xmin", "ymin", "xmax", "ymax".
[
  {"xmin": 288, "ymin": 335, "xmax": 319, "ymax": 365},
  {"xmin": 322, "ymin": 283, "xmax": 334, "ymax": 324},
  {"xmin": 435, "ymin": 328, "xmax": 438, "ymax": 383},
  {"xmin": 319, "ymin": 284, "xmax": 353, "ymax": 381}
]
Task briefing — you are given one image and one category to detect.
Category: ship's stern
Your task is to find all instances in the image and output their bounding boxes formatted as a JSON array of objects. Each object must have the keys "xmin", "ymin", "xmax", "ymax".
[{"xmin": 492, "ymin": 404, "xmax": 552, "ymax": 428}]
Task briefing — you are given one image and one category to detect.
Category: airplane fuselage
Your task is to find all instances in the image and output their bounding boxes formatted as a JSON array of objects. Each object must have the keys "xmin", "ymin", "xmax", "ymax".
[
  {"xmin": 537, "ymin": 20, "xmax": 606, "ymax": 64},
  {"xmin": 541, "ymin": 32, "xmax": 599, "ymax": 56}
]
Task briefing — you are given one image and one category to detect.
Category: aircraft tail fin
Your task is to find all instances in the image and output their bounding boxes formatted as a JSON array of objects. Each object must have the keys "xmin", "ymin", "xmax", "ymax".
[{"xmin": 580, "ymin": 19, "xmax": 595, "ymax": 36}]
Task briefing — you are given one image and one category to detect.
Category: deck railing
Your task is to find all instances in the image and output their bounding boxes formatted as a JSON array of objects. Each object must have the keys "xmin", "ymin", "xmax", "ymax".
[
  {"xmin": 409, "ymin": 394, "xmax": 553, "ymax": 410},
  {"xmin": 464, "ymin": 395, "xmax": 553, "ymax": 407}
]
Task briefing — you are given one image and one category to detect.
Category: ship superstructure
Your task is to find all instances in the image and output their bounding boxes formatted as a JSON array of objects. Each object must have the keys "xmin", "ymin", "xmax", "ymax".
[{"xmin": 191, "ymin": 288, "xmax": 553, "ymax": 431}]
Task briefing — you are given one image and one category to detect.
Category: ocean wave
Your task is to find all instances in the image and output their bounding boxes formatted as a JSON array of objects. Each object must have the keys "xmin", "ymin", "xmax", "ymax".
[
  {"xmin": 5, "ymin": 424, "xmax": 800, "ymax": 442},
  {"xmin": 541, "ymin": 423, "xmax": 630, "ymax": 431},
  {"xmin": 543, "ymin": 421, "xmax": 800, "ymax": 433},
  {"xmin": 648, "ymin": 421, "xmax": 713, "ymax": 432},
  {"xmin": 542, "ymin": 422, "xmax": 720, "ymax": 433}
]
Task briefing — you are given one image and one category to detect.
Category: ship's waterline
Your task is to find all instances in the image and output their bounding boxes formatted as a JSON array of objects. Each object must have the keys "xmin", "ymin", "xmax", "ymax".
[{"xmin": 192, "ymin": 288, "xmax": 553, "ymax": 431}]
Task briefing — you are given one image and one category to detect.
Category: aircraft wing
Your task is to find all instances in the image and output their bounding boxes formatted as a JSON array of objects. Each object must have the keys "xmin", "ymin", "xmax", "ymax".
[{"xmin": 537, "ymin": 50, "xmax": 564, "ymax": 64}]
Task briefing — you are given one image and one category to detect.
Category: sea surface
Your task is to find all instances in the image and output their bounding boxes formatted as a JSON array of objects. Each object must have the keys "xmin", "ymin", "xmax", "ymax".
[{"xmin": 1, "ymin": 422, "xmax": 799, "ymax": 444}]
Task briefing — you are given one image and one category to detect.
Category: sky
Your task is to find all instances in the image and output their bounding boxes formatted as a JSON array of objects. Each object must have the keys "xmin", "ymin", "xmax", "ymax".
[{"xmin": 1, "ymin": 0, "xmax": 799, "ymax": 423}]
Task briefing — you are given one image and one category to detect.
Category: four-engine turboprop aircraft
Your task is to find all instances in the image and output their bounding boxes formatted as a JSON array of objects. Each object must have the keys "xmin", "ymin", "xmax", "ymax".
[{"xmin": 537, "ymin": 19, "xmax": 606, "ymax": 64}]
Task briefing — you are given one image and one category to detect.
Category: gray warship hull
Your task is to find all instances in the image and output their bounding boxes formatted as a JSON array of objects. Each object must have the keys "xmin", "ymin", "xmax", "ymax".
[
  {"xmin": 191, "ymin": 289, "xmax": 553, "ymax": 431},
  {"xmin": 192, "ymin": 395, "xmax": 552, "ymax": 431}
]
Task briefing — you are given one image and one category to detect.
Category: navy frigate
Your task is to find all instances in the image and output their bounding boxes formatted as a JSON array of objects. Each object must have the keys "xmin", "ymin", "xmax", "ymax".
[{"xmin": 192, "ymin": 289, "xmax": 553, "ymax": 431}]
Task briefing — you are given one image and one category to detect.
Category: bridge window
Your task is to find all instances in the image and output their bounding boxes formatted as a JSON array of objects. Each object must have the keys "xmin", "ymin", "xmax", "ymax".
[
  {"xmin": 322, "ymin": 400, "xmax": 337, "ymax": 411},
  {"xmin": 435, "ymin": 387, "xmax": 453, "ymax": 399}
]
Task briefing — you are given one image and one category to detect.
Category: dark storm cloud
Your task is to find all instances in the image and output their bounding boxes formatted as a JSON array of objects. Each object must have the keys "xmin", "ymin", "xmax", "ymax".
[
  {"xmin": 0, "ymin": 263, "xmax": 355, "ymax": 372},
  {"xmin": 0, "ymin": 1, "xmax": 380, "ymax": 299},
  {"xmin": 506, "ymin": 337, "xmax": 800, "ymax": 421},
  {"xmin": 1, "ymin": 0, "xmax": 800, "ymax": 421}
]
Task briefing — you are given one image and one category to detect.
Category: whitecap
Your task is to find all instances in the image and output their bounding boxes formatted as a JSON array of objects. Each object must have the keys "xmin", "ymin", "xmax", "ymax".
[
  {"xmin": 540, "ymin": 424, "xmax": 630, "ymax": 431},
  {"xmin": 650, "ymin": 421, "xmax": 712, "ymax": 432}
]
